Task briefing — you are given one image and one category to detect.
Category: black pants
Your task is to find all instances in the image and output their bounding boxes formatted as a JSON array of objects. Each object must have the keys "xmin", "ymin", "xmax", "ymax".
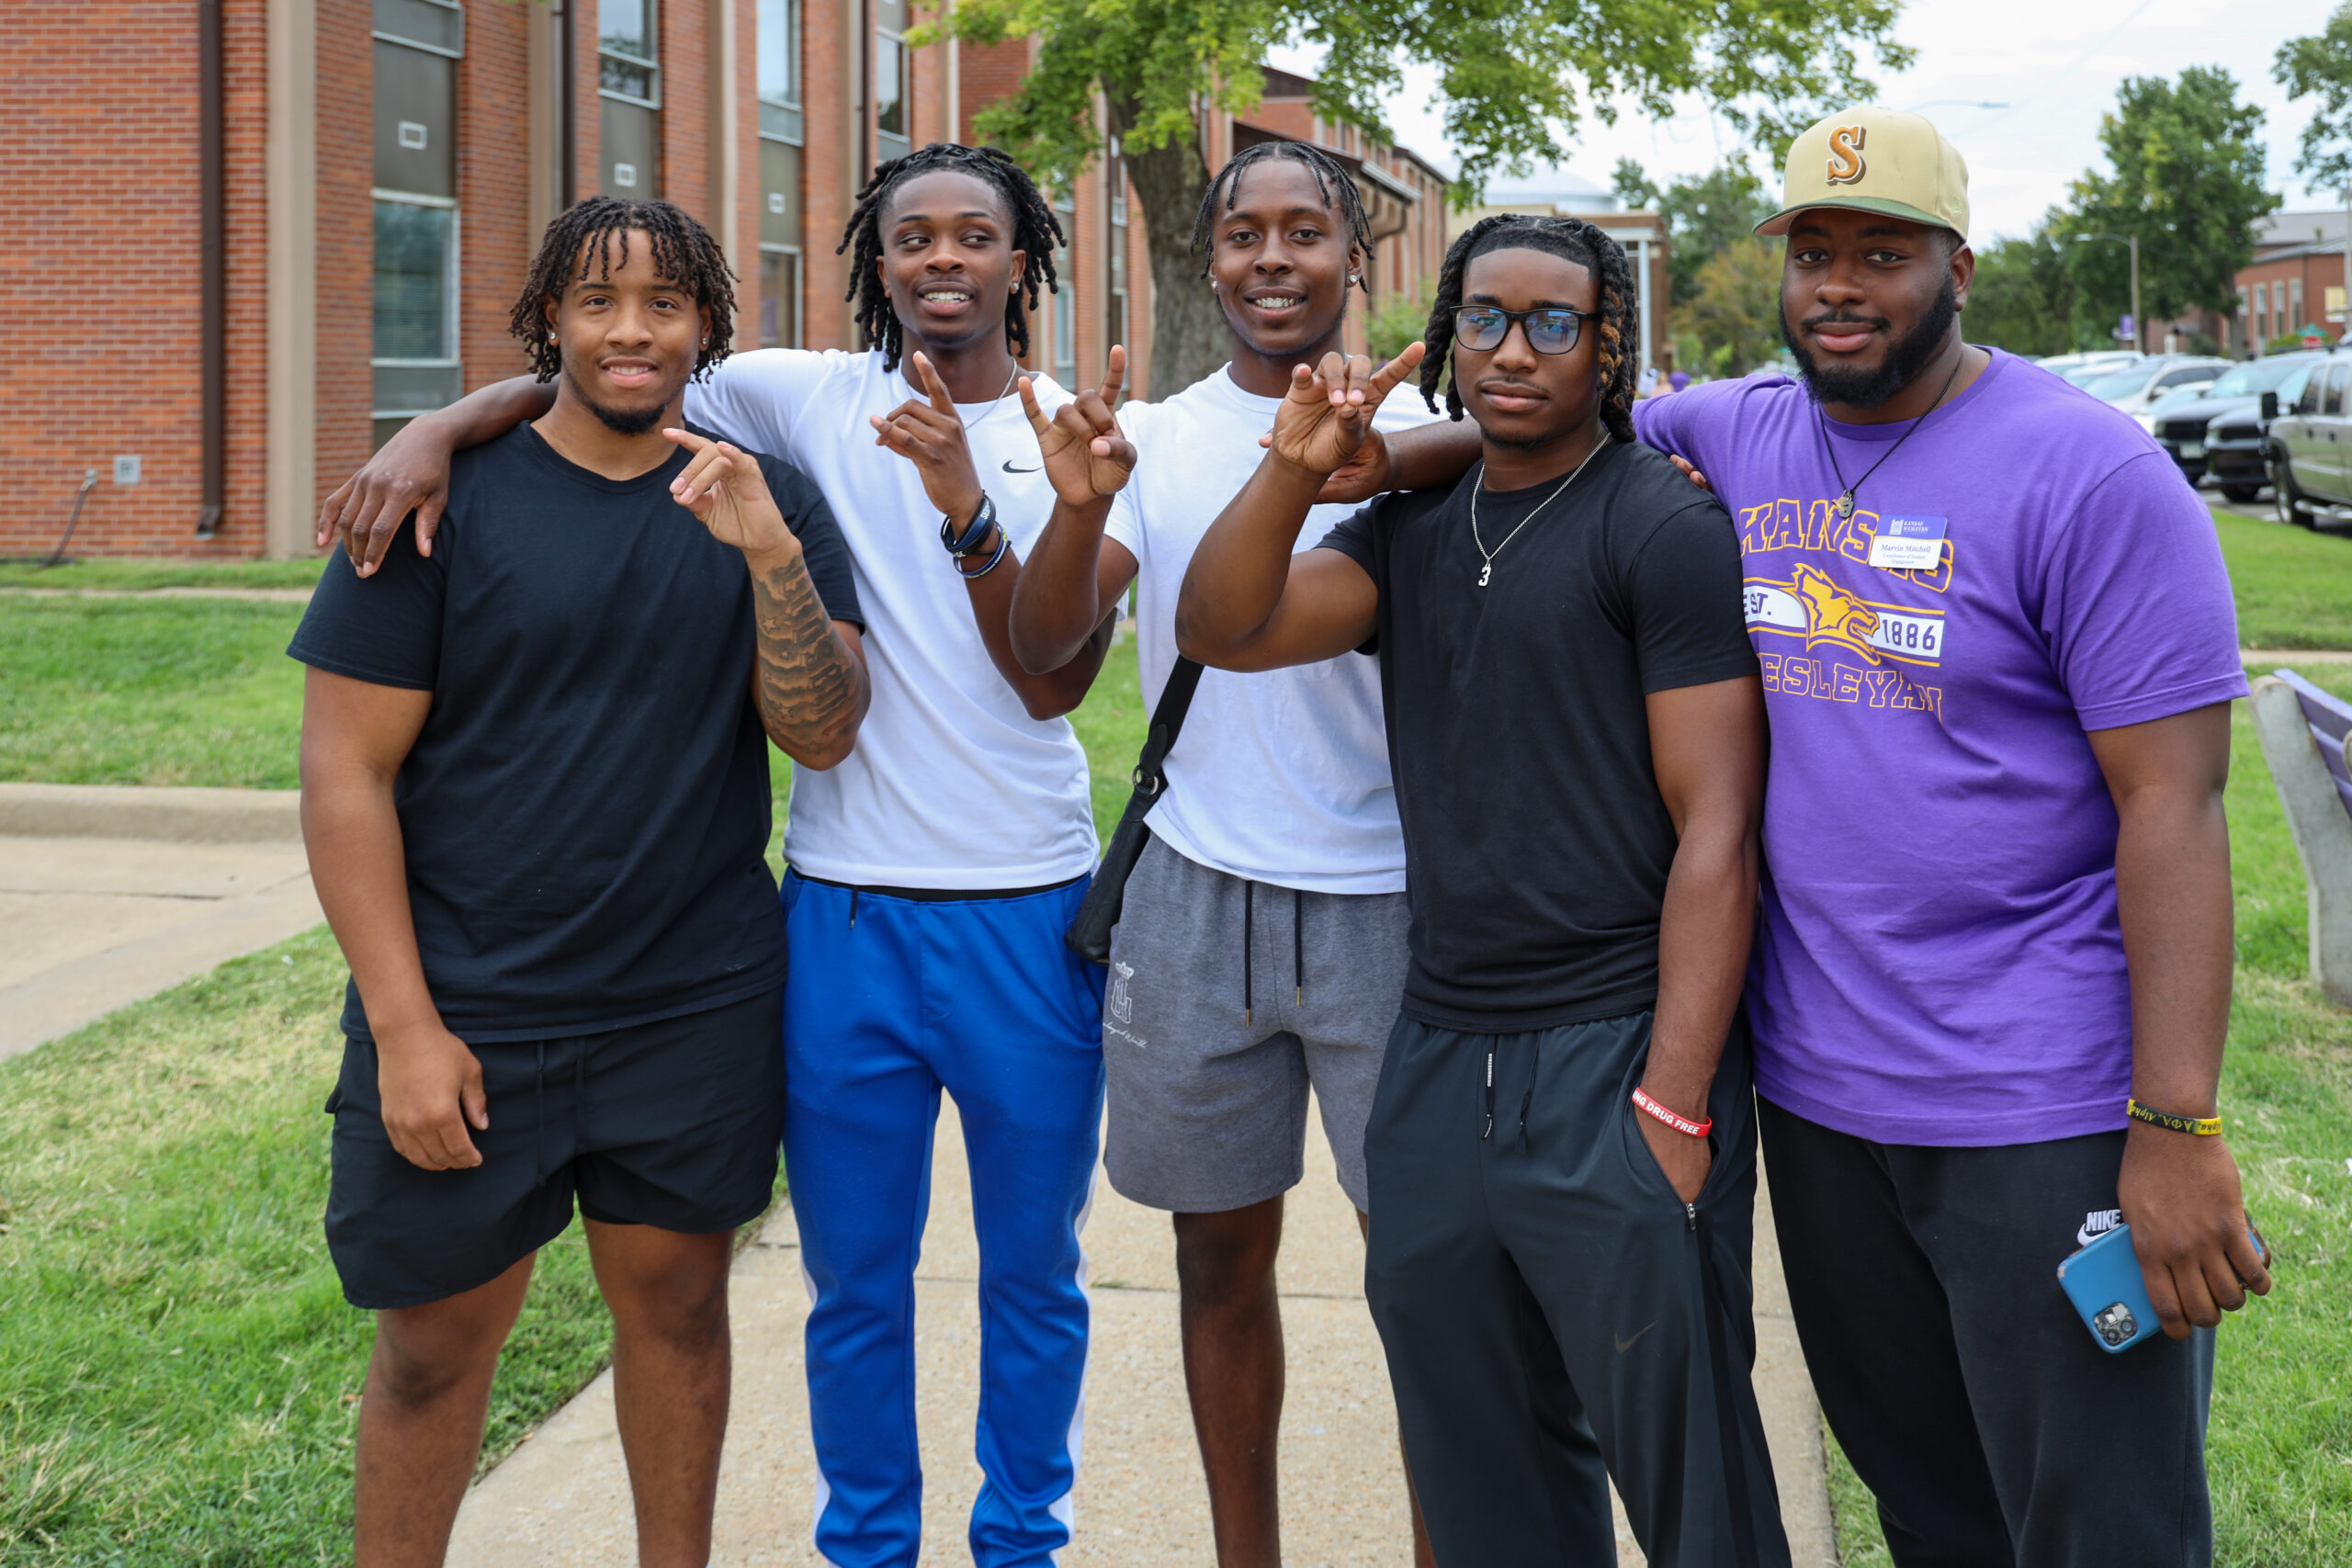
[
  {"xmin": 1364, "ymin": 1010, "xmax": 1791, "ymax": 1568},
  {"xmin": 1758, "ymin": 1097, "xmax": 2215, "ymax": 1568}
]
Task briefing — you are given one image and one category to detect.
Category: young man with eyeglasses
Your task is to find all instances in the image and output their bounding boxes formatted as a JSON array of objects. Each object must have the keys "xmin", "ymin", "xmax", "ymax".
[
  {"xmin": 1180, "ymin": 215, "xmax": 1786, "ymax": 1566},
  {"xmin": 1637, "ymin": 109, "xmax": 2267, "ymax": 1566}
]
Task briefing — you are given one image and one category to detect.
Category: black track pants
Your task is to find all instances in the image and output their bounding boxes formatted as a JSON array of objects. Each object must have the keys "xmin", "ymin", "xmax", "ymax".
[
  {"xmin": 1757, "ymin": 1098, "xmax": 2215, "ymax": 1568},
  {"xmin": 1364, "ymin": 1010, "xmax": 1792, "ymax": 1568}
]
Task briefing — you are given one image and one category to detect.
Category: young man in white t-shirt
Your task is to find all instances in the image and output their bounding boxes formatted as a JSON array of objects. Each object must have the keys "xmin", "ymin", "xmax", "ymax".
[
  {"xmin": 1007, "ymin": 141, "xmax": 1477, "ymax": 1568},
  {"xmin": 321, "ymin": 145, "xmax": 1117, "ymax": 1568}
]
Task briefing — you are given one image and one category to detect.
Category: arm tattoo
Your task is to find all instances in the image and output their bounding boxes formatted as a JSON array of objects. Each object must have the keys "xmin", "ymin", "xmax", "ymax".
[{"xmin": 752, "ymin": 554, "xmax": 863, "ymax": 761}]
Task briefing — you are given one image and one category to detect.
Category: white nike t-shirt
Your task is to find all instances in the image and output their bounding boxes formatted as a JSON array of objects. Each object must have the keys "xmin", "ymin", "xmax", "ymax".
[
  {"xmin": 685, "ymin": 348, "xmax": 1096, "ymax": 889},
  {"xmin": 1105, "ymin": 367, "xmax": 1441, "ymax": 895}
]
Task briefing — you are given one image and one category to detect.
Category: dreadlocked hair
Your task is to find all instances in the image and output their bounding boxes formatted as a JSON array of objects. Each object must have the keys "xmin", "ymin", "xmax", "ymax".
[
  {"xmin": 836, "ymin": 143, "xmax": 1063, "ymax": 372},
  {"xmin": 509, "ymin": 196, "xmax": 737, "ymax": 383},
  {"xmin": 1419, "ymin": 213, "xmax": 1640, "ymax": 445},
  {"xmin": 1189, "ymin": 139, "xmax": 1375, "ymax": 295}
]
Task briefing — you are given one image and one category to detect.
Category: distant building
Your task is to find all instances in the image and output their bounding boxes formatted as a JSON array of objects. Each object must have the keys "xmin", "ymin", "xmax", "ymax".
[
  {"xmin": 2235, "ymin": 208, "xmax": 2349, "ymax": 355},
  {"xmin": 6, "ymin": 8, "xmax": 1444, "ymax": 560},
  {"xmin": 1447, "ymin": 183, "xmax": 1675, "ymax": 377}
]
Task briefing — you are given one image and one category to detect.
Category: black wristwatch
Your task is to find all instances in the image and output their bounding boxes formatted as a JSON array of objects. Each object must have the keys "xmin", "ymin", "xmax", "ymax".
[{"xmin": 940, "ymin": 492, "xmax": 999, "ymax": 558}]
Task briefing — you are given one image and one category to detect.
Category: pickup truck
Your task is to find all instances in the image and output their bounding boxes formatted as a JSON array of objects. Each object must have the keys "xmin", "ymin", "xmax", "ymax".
[{"xmin": 2271, "ymin": 351, "xmax": 2352, "ymax": 528}]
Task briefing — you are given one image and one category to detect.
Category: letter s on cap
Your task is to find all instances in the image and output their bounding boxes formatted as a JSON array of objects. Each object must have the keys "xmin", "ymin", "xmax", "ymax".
[{"xmin": 1826, "ymin": 125, "xmax": 1867, "ymax": 186}]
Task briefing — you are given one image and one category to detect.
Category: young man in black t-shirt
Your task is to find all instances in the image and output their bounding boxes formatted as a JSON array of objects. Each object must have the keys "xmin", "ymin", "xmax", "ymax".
[
  {"xmin": 288, "ymin": 198, "xmax": 867, "ymax": 1567},
  {"xmin": 1179, "ymin": 216, "xmax": 1784, "ymax": 1565}
]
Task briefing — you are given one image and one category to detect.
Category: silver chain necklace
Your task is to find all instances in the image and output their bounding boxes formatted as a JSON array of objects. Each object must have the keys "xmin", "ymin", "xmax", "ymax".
[
  {"xmin": 906, "ymin": 358, "xmax": 1023, "ymax": 434},
  {"xmin": 1469, "ymin": 436, "xmax": 1611, "ymax": 588}
]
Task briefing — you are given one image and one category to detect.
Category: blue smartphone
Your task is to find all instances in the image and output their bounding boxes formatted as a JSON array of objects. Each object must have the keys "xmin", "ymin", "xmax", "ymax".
[{"xmin": 2057, "ymin": 1222, "xmax": 2267, "ymax": 1353}]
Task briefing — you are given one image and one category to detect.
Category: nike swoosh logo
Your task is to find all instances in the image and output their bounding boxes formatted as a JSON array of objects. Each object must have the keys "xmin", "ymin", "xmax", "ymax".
[
  {"xmin": 1001, "ymin": 459, "xmax": 1040, "ymax": 474},
  {"xmin": 2075, "ymin": 1224, "xmax": 2098, "ymax": 1247},
  {"xmin": 1614, "ymin": 1321, "xmax": 1657, "ymax": 1353}
]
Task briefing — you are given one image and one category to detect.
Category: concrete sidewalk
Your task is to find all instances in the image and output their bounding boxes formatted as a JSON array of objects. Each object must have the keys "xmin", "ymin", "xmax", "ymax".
[
  {"xmin": 0, "ymin": 784, "xmax": 322, "ymax": 1061},
  {"xmin": 449, "ymin": 1100, "xmax": 1837, "ymax": 1567}
]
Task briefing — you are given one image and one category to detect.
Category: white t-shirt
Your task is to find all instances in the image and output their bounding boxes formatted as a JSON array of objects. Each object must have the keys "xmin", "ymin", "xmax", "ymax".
[
  {"xmin": 685, "ymin": 348, "xmax": 1097, "ymax": 889},
  {"xmin": 1105, "ymin": 367, "xmax": 1441, "ymax": 895}
]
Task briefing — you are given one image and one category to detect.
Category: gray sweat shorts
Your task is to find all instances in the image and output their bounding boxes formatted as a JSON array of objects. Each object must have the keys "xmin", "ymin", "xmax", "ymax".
[{"xmin": 1101, "ymin": 832, "xmax": 1409, "ymax": 1213}]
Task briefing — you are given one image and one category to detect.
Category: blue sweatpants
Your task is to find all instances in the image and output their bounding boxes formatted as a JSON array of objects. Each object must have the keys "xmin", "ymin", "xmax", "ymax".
[{"xmin": 781, "ymin": 872, "xmax": 1107, "ymax": 1568}]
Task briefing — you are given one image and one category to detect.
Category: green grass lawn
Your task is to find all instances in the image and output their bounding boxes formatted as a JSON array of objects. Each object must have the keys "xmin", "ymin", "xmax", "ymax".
[
  {"xmin": 1823, "ymin": 657, "xmax": 2352, "ymax": 1568},
  {"xmin": 0, "ymin": 599, "xmax": 310, "ymax": 789},
  {"xmin": 0, "ymin": 558, "xmax": 326, "ymax": 592},
  {"xmin": 0, "ymin": 643, "xmax": 1148, "ymax": 1564},
  {"xmin": 2212, "ymin": 502, "xmax": 2352, "ymax": 649}
]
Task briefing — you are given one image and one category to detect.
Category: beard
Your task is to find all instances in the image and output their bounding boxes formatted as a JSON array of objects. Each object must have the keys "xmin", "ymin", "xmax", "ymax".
[
  {"xmin": 1781, "ymin": 276, "xmax": 1960, "ymax": 409},
  {"xmin": 563, "ymin": 366, "xmax": 673, "ymax": 434}
]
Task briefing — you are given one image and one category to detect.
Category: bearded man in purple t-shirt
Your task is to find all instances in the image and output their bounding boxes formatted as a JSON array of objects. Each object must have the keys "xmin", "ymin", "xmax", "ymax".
[{"xmin": 1634, "ymin": 108, "xmax": 2270, "ymax": 1567}]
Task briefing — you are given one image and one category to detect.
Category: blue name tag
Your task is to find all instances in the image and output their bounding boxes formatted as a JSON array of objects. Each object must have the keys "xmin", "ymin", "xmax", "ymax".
[{"xmin": 1869, "ymin": 514, "xmax": 1947, "ymax": 570}]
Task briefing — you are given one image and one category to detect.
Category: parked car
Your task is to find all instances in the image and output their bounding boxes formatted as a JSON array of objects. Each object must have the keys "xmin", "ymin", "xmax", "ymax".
[
  {"xmin": 2143, "ymin": 353, "xmax": 2327, "ymax": 486},
  {"xmin": 2203, "ymin": 359, "xmax": 2325, "ymax": 504},
  {"xmin": 2077, "ymin": 356, "xmax": 2232, "ymax": 414},
  {"xmin": 2272, "ymin": 352, "xmax": 2352, "ymax": 528},
  {"xmin": 2039, "ymin": 351, "xmax": 2141, "ymax": 379},
  {"xmin": 2061, "ymin": 355, "xmax": 2144, "ymax": 388}
]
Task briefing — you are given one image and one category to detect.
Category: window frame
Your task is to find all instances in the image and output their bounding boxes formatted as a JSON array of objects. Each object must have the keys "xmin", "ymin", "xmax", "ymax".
[
  {"xmin": 370, "ymin": 189, "xmax": 463, "ymax": 423},
  {"xmin": 1051, "ymin": 189, "xmax": 1077, "ymax": 386},
  {"xmin": 756, "ymin": 0, "xmax": 805, "ymax": 144},
  {"xmin": 599, "ymin": 0, "xmax": 662, "ymax": 109}
]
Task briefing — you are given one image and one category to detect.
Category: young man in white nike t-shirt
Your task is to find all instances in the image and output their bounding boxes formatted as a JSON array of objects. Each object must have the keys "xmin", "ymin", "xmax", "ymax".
[{"xmin": 320, "ymin": 145, "xmax": 1115, "ymax": 1568}]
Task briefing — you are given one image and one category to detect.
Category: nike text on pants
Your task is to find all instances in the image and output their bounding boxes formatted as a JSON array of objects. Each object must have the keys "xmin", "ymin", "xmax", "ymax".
[
  {"xmin": 1364, "ymin": 1010, "xmax": 1792, "ymax": 1568},
  {"xmin": 782, "ymin": 872, "xmax": 1107, "ymax": 1568},
  {"xmin": 1758, "ymin": 1099, "xmax": 2216, "ymax": 1568}
]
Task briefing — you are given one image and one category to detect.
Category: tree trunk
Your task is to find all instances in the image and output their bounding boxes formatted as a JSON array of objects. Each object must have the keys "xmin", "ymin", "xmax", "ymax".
[{"xmin": 1112, "ymin": 97, "xmax": 1228, "ymax": 397}]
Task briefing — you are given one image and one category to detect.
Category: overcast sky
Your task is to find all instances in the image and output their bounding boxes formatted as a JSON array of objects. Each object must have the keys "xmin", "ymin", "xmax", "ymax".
[{"xmin": 1268, "ymin": 0, "xmax": 2347, "ymax": 242}]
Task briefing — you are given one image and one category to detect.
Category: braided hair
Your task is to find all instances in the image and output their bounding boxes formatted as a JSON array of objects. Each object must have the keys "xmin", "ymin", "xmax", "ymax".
[
  {"xmin": 836, "ymin": 143, "xmax": 1063, "ymax": 371},
  {"xmin": 1190, "ymin": 139, "xmax": 1375, "ymax": 296},
  {"xmin": 509, "ymin": 196, "xmax": 737, "ymax": 382},
  {"xmin": 1419, "ymin": 214, "xmax": 1639, "ymax": 444}
]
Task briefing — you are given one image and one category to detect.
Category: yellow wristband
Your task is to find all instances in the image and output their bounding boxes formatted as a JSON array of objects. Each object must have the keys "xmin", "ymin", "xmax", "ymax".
[{"xmin": 2126, "ymin": 1099, "xmax": 2222, "ymax": 1136}]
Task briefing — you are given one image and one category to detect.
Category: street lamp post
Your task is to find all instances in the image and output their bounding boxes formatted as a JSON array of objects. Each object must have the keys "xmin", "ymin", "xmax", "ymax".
[{"xmin": 2074, "ymin": 232, "xmax": 2143, "ymax": 354}]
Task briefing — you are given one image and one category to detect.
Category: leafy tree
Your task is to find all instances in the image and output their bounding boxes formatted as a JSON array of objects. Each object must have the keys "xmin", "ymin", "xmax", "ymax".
[
  {"xmin": 2063, "ymin": 67, "xmax": 2278, "ymax": 339},
  {"xmin": 1364, "ymin": 287, "xmax": 1433, "ymax": 362},
  {"xmin": 933, "ymin": 0, "xmax": 1908, "ymax": 389},
  {"xmin": 1612, "ymin": 158, "xmax": 1774, "ymax": 306},
  {"xmin": 2274, "ymin": 2, "xmax": 2352, "ymax": 196},
  {"xmin": 1964, "ymin": 220, "xmax": 2078, "ymax": 357},
  {"xmin": 1684, "ymin": 238, "xmax": 1782, "ymax": 378}
]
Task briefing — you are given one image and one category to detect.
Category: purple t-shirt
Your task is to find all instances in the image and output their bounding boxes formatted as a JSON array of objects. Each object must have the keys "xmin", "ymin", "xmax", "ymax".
[{"xmin": 1634, "ymin": 351, "xmax": 2245, "ymax": 1146}]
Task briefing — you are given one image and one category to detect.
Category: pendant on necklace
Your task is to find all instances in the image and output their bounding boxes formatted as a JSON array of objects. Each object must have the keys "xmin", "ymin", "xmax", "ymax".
[
  {"xmin": 1477, "ymin": 563, "xmax": 1492, "ymax": 588},
  {"xmin": 1834, "ymin": 491, "xmax": 1856, "ymax": 522}
]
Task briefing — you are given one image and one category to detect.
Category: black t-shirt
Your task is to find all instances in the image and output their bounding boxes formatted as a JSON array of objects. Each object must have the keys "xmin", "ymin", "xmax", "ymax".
[
  {"xmin": 288, "ymin": 421, "xmax": 864, "ymax": 1043},
  {"xmin": 1318, "ymin": 439, "xmax": 1757, "ymax": 1032}
]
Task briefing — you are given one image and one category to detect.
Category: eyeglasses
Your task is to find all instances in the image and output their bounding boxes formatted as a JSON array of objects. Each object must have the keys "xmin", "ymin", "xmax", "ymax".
[{"xmin": 1452, "ymin": 305, "xmax": 1593, "ymax": 355}]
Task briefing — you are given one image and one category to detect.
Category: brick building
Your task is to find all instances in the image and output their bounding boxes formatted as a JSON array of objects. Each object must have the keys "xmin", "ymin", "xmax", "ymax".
[
  {"xmin": 2236, "ymin": 209, "xmax": 2349, "ymax": 355},
  {"xmin": 4, "ymin": 5, "xmax": 1449, "ymax": 561}
]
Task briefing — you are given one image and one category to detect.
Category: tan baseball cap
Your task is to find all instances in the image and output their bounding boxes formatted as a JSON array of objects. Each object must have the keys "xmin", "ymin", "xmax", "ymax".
[{"xmin": 1754, "ymin": 107, "xmax": 1969, "ymax": 242}]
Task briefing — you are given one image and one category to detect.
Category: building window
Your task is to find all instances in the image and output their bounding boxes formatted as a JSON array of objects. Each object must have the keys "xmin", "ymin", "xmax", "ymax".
[
  {"xmin": 1051, "ymin": 190, "xmax": 1076, "ymax": 386},
  {"xmin": 600, "ymin": 0, "xmax": 660, "ymax": 196},
  {"xmin": 1105, "ymin": 141, "xmax": 1129, "ymax": 374},
  {"xmin": 371, "ymin": 1, "xmax": 464, "ymax": 448},
  {"xmin": 2290, "ymin": 278, "xmax": 2304, "ymax": 328},
  {"xmin": 757, "ymin": 0, "xmax": 804, "ymax": 347},
  {"xmin": 875, "ymin": 0, "xmax": 911, "ymax": 164}
]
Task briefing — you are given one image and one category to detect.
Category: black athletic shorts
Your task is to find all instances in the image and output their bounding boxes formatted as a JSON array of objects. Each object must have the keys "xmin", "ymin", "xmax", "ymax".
[{"xmin": 323, "ymin": 988, "xmax": 785, "ymax": 1310}]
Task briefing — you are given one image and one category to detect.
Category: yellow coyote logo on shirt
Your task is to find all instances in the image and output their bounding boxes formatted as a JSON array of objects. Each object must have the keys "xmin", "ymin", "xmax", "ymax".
[
  {"xmin": 1792, "ymin": 563, "xmax": 1881, "ymax": 660},
  {"xmin": 1826, "ymin": 125, "xmax": 1867, "ymax": 185}
]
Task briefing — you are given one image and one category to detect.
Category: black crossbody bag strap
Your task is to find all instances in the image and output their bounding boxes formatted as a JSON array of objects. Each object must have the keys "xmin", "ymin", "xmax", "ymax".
[{"xmin": 1063, "ymin": 657, "xmax": 1204, "ymax": 963}]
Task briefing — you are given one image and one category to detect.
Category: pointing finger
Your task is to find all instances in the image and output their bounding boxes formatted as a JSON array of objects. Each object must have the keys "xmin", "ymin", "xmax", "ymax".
[
  {"xmin": 1099, "ymin": 344, "xmax": 1127, "ymax": 408},
  {"xmin": 1367, "ymin": 342, "xmax": 1427, "ymax": 401},
  {"xmin": 1017, "ymin": 374, "xmax": 1051, "ymax": 434},
  {"xmin": 911, "ymin": 352, "xmax": 957, "ymax": 416}
]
